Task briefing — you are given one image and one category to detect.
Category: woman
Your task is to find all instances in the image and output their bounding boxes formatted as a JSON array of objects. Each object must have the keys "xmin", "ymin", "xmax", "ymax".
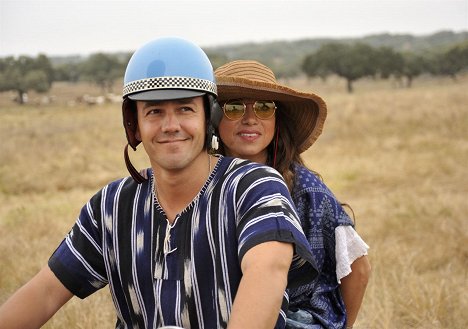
[{"xmin": 215, "ymin": 60, "xmax": 371, "ymax": 329}]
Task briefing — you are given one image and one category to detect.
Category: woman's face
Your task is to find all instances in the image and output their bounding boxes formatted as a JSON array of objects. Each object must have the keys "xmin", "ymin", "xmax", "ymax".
[{"xmin": 218, "ymin": 99, "xmax": 276, "ymax": 164}]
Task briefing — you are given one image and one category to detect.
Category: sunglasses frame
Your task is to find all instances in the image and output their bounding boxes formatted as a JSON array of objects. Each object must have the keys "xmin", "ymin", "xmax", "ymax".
[{"xmin": 222, "ymin": 99, "xmax": 277, "ymax": 121}]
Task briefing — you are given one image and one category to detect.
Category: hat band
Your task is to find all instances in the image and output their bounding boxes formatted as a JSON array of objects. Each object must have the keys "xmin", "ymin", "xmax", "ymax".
[{"xmin": 123, "ymin": 76, "xmax": 217, "ymax": 98}]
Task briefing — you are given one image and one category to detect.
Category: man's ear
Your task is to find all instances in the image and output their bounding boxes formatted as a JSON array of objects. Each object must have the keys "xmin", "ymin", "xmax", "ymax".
[{"xmin": 122, "ymin": 98, "xmax": 141, "ymax": 150}]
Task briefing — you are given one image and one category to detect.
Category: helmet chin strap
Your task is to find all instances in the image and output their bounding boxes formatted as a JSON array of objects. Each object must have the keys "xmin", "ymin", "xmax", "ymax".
[{"xmin": 124, "ymin": 144, "xmax": 147, "ymax": 184}]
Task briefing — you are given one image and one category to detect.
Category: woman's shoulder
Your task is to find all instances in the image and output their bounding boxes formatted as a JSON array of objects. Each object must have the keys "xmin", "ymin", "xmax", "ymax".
[
  {"xmin": 293, "ymin": 163, "xmax": 324, "ymax": 187},
  {"xmin": 291, "ymin": 163, "xmax": 341, "ymax": 201}
]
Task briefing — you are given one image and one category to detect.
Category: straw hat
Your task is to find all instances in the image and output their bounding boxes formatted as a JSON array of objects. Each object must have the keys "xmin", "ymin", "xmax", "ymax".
[{"xmin": 215, "ymin": 60, "xmax": 327, "ymax": 153}]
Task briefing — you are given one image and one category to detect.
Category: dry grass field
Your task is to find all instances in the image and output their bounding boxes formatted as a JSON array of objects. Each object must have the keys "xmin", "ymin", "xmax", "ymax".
[{"xmin": 0, "ymin": 75, "xmax": 467, "ymax": 328}]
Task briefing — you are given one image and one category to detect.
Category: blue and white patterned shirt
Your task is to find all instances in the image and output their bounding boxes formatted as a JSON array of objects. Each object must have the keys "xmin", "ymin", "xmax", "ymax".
[
  {"xmin": 286, "ymin": 164, "xmax": 355, "ymax": 329},
  {"xmin": 49, "ymin": 156, "xmax": 317, "ymax": 328}
]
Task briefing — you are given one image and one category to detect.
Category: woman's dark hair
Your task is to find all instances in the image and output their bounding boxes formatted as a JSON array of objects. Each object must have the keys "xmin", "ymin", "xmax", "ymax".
[{"xmin": 265, "ymin": 104, "xmax": 305, "ymax": 192}]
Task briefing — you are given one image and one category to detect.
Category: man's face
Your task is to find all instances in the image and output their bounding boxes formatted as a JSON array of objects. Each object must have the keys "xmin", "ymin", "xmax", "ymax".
[{"xmin": 135, "ymin": 96, "xmax": 206, "ymax": 172}]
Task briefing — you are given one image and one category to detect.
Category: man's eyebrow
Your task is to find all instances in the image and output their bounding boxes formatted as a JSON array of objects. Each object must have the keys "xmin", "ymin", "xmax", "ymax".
[{"xmin": 142, "ymin": 101, "xmax": 157, "ymax": 109}]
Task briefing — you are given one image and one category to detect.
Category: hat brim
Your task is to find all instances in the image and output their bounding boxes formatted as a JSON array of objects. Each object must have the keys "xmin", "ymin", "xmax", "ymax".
[
  {"xmin": 216, "ymin": 76, "xmax": 327, "ymax": 153},
  {"xmin": 128, "ymin": 89, "xmax": 205, "ymax": 101}
]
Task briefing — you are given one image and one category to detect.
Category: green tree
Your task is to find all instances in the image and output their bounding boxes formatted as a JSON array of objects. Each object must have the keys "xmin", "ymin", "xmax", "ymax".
[
  {"xmin": 429, "ymin": 41, "xmax": 468, "ymax": 80},
  {"xmin": 302, "ymin": 51, "xmax": 329, "ymax": 81},
  {"xmin": 24, "ymin": 70, "xmax": 50, "ymax": 92},
  {"xmin": 302, "ymin": 42, "xmax": 378, "ymax": 92},
  {"xmin": 35, "ymin": 54, "xmax": 55, "ymax": 85},
  {"xmin": 0, "ymin": 55, "xmax": 53, "ymax": 104},
  {"xmin": 401, "ymin": 53, "xmax": 429, "ymax": 87},
  {"xmin": 302, "ymin": 42, "xmax": 345, "ymax": 79},
  {"xmin": 53, "ymin": 62, "xmax": 81, "ymax": 83},
  {"xmin": 374, "ymin": 47, "xmax": 404, "ymax": 79},
  {"xmin": 80, "ymin": 53, "xmax": 124, "ymax": 92}
]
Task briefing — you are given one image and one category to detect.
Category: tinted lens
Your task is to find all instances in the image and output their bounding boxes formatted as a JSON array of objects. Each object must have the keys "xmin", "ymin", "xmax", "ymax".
[
  {"xmin": 224, "ymin": 101, "xmax": 245, "ymax": 120},
  {"xmin": 253, "ymin": 101, "xmax": 276, "ymax": 119}
]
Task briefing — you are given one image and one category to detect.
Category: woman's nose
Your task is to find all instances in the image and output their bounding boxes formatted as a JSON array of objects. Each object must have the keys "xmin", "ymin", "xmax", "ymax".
[{"xmin": 241, "ymin": 105, "xmax": 258, "ymax": 124}]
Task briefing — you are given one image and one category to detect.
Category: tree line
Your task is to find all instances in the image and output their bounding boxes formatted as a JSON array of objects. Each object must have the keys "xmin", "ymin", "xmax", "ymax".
[
  {"xmin": 1, "ymin": 39, "xmax": 467, "ymax": 103},
  {"xmin": 0, "ymin": 53, "xmax": 129, "ymax": 104},
  {"xmin": 302, "ymin": 41, "xmax": 468, "ymax": 92}
]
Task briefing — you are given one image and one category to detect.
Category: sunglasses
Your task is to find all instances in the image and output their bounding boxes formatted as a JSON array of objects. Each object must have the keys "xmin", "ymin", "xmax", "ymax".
[{"xmin": 222, "ymin": 100, "xmax": 277, "ymax": 120}]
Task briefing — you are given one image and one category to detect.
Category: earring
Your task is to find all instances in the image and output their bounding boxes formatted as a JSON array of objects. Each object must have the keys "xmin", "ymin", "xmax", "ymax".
[{"xmin": 211, "ymin": 135, "xmax": 219, "ymax": 151}]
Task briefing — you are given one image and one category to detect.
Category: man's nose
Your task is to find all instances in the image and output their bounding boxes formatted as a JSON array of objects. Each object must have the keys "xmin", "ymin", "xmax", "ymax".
[{"xmin": 162, "ymin": 112, "xmax": 181, "ymax": 132}]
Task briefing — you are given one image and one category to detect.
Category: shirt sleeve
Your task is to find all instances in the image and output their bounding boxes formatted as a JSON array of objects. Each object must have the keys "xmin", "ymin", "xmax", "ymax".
[
  {"xmin": 48, "ymin": 190, "xmax": 108, "ymax": 298},
  {"xmin": 335, "ymin": 225, "xmax": 369, "ymax": 282},
  {"xmin": 234, "ymin": 165, "xmax": 319, "ymax": 288}
]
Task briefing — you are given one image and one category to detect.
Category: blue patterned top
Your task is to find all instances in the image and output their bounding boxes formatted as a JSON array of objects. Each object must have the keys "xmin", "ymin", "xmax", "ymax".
[
  {"xmin": 49, "ymin": 157, "xmax": 317, "ymax": 329},
  {"xmin": 286, "ymin": 164, "xmax": 354, "ymax": 329}
]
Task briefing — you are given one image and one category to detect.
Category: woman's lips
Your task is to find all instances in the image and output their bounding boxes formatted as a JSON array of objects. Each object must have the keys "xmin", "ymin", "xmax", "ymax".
[{"xmin": 237, "ymin": 131, "xmax": 260, "ymax": 141}]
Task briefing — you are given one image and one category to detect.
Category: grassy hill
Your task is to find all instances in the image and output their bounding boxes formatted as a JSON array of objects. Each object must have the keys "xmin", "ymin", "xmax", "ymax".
[{"xmin": 0, "ymin": 75, "xmax": 467, "ymax": 328}]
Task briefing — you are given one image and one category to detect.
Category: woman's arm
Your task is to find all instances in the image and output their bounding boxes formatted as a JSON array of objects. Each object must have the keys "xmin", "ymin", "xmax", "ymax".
[
  {"xmin": 228, "ymin": 241, "xmax": 293, "ymax": 329},
  {"xmin": 0, "ymin": 265, "xmax": 73, "ymax": 329},
  {"xmin": 340, "ymin": 255, "xmax": 371, "ymax": 327}
]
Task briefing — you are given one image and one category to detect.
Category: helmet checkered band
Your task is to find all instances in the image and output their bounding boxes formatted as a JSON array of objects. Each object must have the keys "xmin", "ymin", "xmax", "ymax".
[{"xmin": 123, "ymin": 76, "xmax": 217, "ymax": 97}]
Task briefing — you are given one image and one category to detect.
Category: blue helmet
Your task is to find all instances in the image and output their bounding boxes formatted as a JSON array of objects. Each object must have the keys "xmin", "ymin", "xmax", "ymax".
[{"xmin": 123, "ymin": 36, "xmax": 217, "ymax": 100}]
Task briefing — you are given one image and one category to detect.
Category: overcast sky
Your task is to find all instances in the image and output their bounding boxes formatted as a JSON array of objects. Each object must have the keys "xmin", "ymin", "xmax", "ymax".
[{"xmin": 1, "ymin": 0, "xmax": 467, "ymax": 57}]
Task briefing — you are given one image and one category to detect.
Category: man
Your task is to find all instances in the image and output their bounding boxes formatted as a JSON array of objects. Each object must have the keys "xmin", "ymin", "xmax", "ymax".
[{"xmin": 0, "ymin": 37, "xmax": 317, "ymax": 329}]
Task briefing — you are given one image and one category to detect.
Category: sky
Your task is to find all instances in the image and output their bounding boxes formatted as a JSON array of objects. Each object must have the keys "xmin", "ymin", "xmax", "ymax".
[{"xmin": 0, "ymin": 0, "xmax": 467, "ymax": 57}]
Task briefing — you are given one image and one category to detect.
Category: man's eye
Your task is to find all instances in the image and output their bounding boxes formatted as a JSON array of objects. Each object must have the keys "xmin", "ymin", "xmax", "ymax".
[
  {"xmin": 180, "ymin": 106, "xmax": 194, "ymax": 112},
  {"xmin": 147, "ymin": 108, "xmax": 161, "ymax": 115}
]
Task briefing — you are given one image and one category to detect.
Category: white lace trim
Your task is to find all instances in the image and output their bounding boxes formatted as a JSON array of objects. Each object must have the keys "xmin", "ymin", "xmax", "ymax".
[{"xmin": 335, "ymin": 226, "xmax": 369, "ymax": 283}]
